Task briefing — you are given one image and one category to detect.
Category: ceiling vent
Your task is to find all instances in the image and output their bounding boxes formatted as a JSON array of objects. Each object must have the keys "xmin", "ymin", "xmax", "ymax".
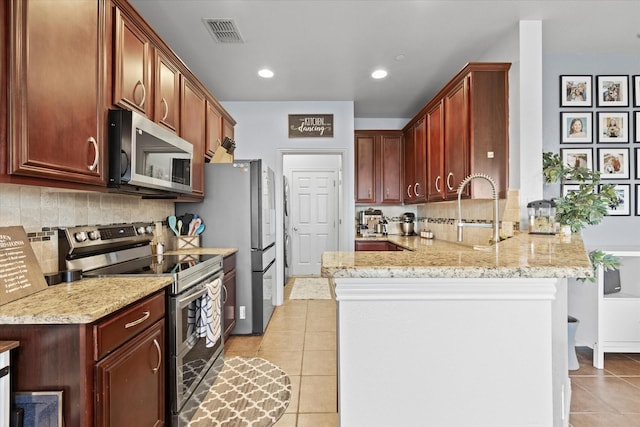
[{"xmin": 203, "ymin": 19, "xmax": 244, "ymax": 43}]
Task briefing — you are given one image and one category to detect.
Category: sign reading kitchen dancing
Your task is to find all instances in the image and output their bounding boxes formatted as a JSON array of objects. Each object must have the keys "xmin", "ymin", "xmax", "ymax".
[{"xmin": 288, "ymin": 114, "xmax": 334, "ymax": 138}]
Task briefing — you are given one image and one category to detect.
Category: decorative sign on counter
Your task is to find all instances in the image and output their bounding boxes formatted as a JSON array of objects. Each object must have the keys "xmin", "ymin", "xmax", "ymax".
[
  {"xmin": 0, "ymin": 226, "xmax": 47, "ymax": 306},
  {"xmin": 288, "ymin": 114, "xmax": 333, "ymax": 138}
]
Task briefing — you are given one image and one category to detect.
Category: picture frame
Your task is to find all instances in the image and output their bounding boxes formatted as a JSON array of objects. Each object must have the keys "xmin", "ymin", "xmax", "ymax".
[
  {"xmin": 637, "ymin": 184, "xmax": 640, "ymax": 216},
  {"xmin": 635, "ymin": 111, "xmax": 640, "ymax": 143},
  {"xmin": 598, "ymin": 147, "xmax": 630, "ymax": 179},
  {"xmin": 597, "ymin": 75, "xmax": 629, "ymax": 107},
  {"xmin": 15, "ymin": 391, "xmax": 63, "ymax": 427},
  {"xmin": 561, "ymin": 148, "xmax": 593, "ymax": 172},
  {"xmin": 602, "ymin": 184, "xmax": 630, "ymax": 216},
  {"xmin": 562, "ymin": 184, "xmax": 581, "ymax": 197},
  {"xmin": 633, "ymin": 75, "xmax": 640, "ymax": 107},
  {"xmin": 597, "ymin": 111, "xmax": 629, "ymax": 143},
  {"xmin": 560, "ymin": 75, "xmax": 592, "ymax": 107},
  {"xmin": 560, "ymin": 112, "xmax": 592, "ymax": 143},
  {"xmin": 636, "ymin": 148, "xmax": 640, "ymax": 179}
]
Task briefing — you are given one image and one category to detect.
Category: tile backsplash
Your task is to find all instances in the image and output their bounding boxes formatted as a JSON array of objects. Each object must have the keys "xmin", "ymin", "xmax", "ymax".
[{"xmin": 0, "ymin": 184, "xmax": 174, "ymax": 273}]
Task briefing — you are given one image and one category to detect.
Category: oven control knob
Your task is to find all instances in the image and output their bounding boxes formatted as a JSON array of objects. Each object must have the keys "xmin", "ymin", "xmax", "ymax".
[
  {"xmin": 74, "ymin": 231, "xmax": 88, "ymax": 242},
  {"xmin": 88, "ymin": 230, "xmax": 101, "ymax": 241},
  {"xmin": 136, "ymin": 226, "xmax": 146, "ymax": 235},
  {"xmin": 145, "ymin": 225, "xmax": 154, "ymax": 235}
]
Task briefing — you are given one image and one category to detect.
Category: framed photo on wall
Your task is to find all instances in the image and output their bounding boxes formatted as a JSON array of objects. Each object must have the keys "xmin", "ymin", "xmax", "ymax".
[
  {"xmin": 636, "ymin": 148, "xmax": 640, "ymax": 179},
  {"xmin": 561, "ymin": 112, "xmax": 592, "ymax": 143},
  {"xmin": 602, "ymin": 184, "xmax": 630, "ymax": 216},
  {"xmin": 561, "ymin": 148, "xmax": 593, "ymax": 172},
  {"xmin": 635, "ymin": 111, "xmax": 640, "ymax": 143},
  {"xmin": 560, "ymin": 75, "xmax": 592, "ymax": 107},
  {"xmin": 634, "ymin": 75, "xmax": 640, "ymax": 107},
  {"xmin": 562, "ymin": 184, "xmax": 581, "ymax": 197},
  {"xmin": 597, "ymin": 75, "xmax": 629, "ymax": 107},
  {"xmin": 598, "ymin": 148, "xmax": 630, "ymax": 179},
  {"xmin": 637, "ymin": 184, "xmax": 640, "ymax": 216},
  {"xmin": 597, "ymin": 112, "xmax": 629, "ymax": 143}
]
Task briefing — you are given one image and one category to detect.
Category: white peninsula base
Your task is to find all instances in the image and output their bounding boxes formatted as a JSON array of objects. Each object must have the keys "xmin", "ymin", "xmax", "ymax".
[{"xmin": 334, "ymin": 277, "xmax": 571, "ymax": 427}]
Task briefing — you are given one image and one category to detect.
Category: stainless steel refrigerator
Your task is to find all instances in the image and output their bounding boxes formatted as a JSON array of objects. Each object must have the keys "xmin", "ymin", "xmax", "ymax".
[{"xmin": 176, "ymin": 159, "xmax": 276, "ymax": 334}]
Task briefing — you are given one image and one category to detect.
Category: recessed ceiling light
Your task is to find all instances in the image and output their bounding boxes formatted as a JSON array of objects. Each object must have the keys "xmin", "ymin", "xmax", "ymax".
[
  {"xmin": 258, "ymin": 68, "xmax": 274, "ymax": 78},
  {"xmin": 371, "ymin": 69, "xmax": 388, "ymax": 79}
]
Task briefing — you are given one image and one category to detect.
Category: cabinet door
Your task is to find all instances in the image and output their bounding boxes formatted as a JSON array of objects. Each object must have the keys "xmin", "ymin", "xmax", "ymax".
[
  {"xmin": 412, "ymin": 118, "xmax": 427, "ymax": 202},
  {"xmin": 380, "ymin": 134, "xmax": 403, "ymax": 204},
  {"xmin": 223, "ymin": 117, "xmax": 235, "ymax": 142},
  {"xmin": 8, "ymin": 0, "xmax": 104, "ymax": 184},
  {"xmin": 355, "ymin": 134, "xmax": 376, "ymax": 203},
  {"xmin": 206, "ymin": 100, "xmax": 223, "ymax": 158},
  {"xmin": 403, "ymin": 127, "xmax": 416, "ymax": 203},
  {"xmin": 180, "ymin": 78, "xmax": 206, "ymax": 197},
  {"xmin": 95, "ymin": 320, "xmax": 165, "ymax": 427},
  {"xmin": 155, "ymin": 51, "xmax": 180, "ymax": 133},
  {"xmin": 426, "ymin": 101, "xmax": 445, "ymax": 201},
  {"xmin": 113, "ymin": 7, "xmax": 151, "ymax": 115},
  {"xmin": 444, "ymin": 78, "xmax": 470, "ymax": 200},
  {"xmin": 223, "ymin": 268, "xmax": 237, "ymax": 341}
]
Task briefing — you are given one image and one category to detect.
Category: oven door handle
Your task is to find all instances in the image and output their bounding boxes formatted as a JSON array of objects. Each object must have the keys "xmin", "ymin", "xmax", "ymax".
[{"xmin": 178, "ymin": 287, "xmax": 208, "ymax": 307}]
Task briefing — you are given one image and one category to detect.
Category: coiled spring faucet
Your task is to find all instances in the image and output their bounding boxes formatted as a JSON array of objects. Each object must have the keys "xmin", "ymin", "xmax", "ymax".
[{"xmin": 456, "ymin": 173, "xmax": 500, "ymax": 244}]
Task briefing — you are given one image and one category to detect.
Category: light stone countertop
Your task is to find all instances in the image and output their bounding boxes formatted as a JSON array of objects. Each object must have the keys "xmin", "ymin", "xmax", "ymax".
[
  {"xmin": 0, "ymin": 247, "xmax": 238, "ymax": 325},
  {"xmin": 323, "ymin": 232, "xmax": 593, "ymax": 279}
]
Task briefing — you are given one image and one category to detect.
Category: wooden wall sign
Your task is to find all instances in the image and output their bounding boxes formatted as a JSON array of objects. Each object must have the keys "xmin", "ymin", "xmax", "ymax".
[
  {"xmin": 288, "ymin": 114, "xmax": 334, "ymax": 138},
  {"xmin": 0, "ymin": 226, "xmax": 47, "ymax": 306}
]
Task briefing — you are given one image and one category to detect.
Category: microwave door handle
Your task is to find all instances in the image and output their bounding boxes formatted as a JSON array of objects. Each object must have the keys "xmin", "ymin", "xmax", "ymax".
[{"xmin": 120, "ymin": 149, "xmax": 129, "ymax": 177}]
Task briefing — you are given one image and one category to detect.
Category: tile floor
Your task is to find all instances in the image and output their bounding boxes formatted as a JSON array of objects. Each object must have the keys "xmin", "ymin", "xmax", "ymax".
[
  {"xmin": 226, "ymin": 278, "xmax": 640, "ymax": 427},
  {"xmin": 569, "ymin": 347, "xmax": 640, "ymax": 426},
  {"xmin": 224, "ymin": 277, "xmax": 338, "ymax": 427}
]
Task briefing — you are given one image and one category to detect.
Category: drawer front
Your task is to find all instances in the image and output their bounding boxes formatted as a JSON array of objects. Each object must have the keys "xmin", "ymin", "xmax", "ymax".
[
  {"xmin": 602, "ymin": 299, "xmax": 640, "ymax": 342},
  {"xmin": 95, "ymin": 291, "xmax": 165, "ymax": 360},
  {"xmin": 223, "ymin": 253, "xmax": 236, "ymax": 273}
]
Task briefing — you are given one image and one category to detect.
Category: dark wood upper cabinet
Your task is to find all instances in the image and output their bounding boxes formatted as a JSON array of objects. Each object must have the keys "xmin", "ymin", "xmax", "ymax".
[
  {"xmin": 180, "ymin": 77, "xmax": 206, "ymax": 198},
  {"xmin": 7, "ymin": 0, "xmax": 105, "ymax": 186},
  {"xmin": 355, "ymin": 130, "xmax": 403, "ymax": 205},
  {"xmin": 155, "ymin": 50, "xmax": 180, "ymax": 133},
  {"xmin": 403, "ymin": 119, "xmax": 426, "ymax": 204},
  {"xmin": 113, "ymin": 6, "xmax": 152, "ymax": 116},
  {"xmin": 443, "ymin": 78, "xmax": 470, "ymax": 200}
]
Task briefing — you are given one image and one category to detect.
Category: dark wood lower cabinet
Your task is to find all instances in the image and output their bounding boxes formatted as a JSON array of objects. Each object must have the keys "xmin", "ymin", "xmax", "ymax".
[
  {"xmin": 355, "ymin": 241, "xmax": 404, "ymax": 251},
  {"xmin": 95, "ymin": 319, "xmax": 164, "ymax": 427},
  {"xmin": 0, "ymin": 290, "xmax": 166, "ymax": 427}
]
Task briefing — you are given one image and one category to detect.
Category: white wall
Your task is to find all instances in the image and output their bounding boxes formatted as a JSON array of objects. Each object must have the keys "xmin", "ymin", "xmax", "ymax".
[{"xmin": 221, "ymin": 101, "xmax": 355, "ymax": 303}]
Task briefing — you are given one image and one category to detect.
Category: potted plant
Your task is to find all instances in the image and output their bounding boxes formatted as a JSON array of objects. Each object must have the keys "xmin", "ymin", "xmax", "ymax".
[{"xmin": 542, "ymin": 152, "xmax": 620, "ymax": 278}]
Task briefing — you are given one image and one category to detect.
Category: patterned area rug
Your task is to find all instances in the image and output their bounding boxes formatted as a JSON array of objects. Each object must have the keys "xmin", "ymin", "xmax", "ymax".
[
  {"xmin": 289, "ymin": 277, "xmax": 332, "ymax": 300},
  {"xmin": 187, "ymin": 357, "xmax": 291, "ymax": 426}
]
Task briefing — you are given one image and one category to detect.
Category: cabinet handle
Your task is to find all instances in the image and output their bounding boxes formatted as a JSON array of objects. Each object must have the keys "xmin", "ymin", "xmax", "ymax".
[
  {"xmin": 222, "ymin": 284, "xmax": 228, "ymax": 304},
  {"xmin": 446, "ymin": 172, "xmax": 454, "ymax": 191},
  {"xmin": 406, "ymin": 184, "xmax": 412, "ymax": 198},
  {"xmin": 414, "ymin": 182, "xmax": 421, "ymax": 197},
  {"xmin": 435, "ymin": 176, "xmax": 441, "ymax": 193},
  {"xmin": 385, "ymin": 188, "xmax": 389, "ymax": 197},
  {"xmin": 368, "ymin": 188, "xmax": 371, "ymax": 198},
  {"xmin": 151, "ymin": 338, "xmax": 162, "ymax": 374},
  {"xmin": 125, "ymin": 310, "xmax": 150, "ymax": 329},
  {"xmin": 87, "ymin": 137, "xmax": 99, "ymax": 171},
  {"xmin": 134, "ymin": 80, "xmax": 146, "ymax": 108},
  {"xmin": 161, "ymin": 98, "xmax": 168, "ymax": 121}
]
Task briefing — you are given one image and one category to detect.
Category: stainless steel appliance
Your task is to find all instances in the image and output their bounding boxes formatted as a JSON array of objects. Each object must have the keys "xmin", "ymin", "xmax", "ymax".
[
  {"xmin": 401, "ymin": 212, "xmax": 416, "ymax": 236},
  {"xmin": 108, "ymin": 109, "xmax": 194, "ymax": 197},
  {"xmin": 358, "ymin": 208, "xmax": 383, "ymax": 236},
  {"xmin": 58, "ymin": 223, "xmax": 225, "ymax": 427},
  {"xmin": 177, "ymin": 159, "xmax": 277, "ymax": 335}
]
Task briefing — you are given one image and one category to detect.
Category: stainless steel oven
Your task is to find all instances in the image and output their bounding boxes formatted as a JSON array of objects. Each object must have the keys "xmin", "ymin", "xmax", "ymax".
[{"xmin": 59, "ymin": 223, "xmax": 225, "ymax": 427}]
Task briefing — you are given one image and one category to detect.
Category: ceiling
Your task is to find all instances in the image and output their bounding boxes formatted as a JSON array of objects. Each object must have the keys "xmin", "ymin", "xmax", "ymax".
[{"xmin": 129, "ymin": 0, "xmax": 640, "ymax": 119}]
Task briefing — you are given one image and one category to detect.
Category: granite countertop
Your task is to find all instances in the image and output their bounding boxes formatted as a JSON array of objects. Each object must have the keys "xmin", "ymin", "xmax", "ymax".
[
  {"xmin": 0, "ymin": 247, "xmax": 238, "ymax": 325},
  {"xmin": 323, "ymin": 232, "xmax": 593, "ymax": 279}
]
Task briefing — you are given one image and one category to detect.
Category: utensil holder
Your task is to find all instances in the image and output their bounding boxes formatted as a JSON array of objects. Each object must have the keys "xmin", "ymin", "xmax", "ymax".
[{"xmin": 177, "ymin": 236, "xmax": 200, "ymax": 250}]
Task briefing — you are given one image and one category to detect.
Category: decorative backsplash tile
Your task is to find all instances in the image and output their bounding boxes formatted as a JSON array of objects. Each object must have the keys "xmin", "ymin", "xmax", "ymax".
[{"xmin": 0, "ymin": 184, "xmax": 175, "ymax": 273}]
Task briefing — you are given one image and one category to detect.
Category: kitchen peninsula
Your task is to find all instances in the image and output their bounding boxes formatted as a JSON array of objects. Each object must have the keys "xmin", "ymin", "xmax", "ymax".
[{"xmin": 322, "ymin": 233, "xmax": 592, "ymax": 427}]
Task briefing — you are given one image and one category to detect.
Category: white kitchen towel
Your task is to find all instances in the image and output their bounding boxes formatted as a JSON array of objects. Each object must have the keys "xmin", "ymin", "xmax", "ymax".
[{"xmin": 186, "ymin": 278, "xmax": 222, "ymax": 348}]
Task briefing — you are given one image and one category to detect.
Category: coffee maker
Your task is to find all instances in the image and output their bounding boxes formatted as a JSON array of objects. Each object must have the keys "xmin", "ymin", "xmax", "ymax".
[{"xmin": 358, "ymin": 208, "xmax": 384, "ymax": 236}]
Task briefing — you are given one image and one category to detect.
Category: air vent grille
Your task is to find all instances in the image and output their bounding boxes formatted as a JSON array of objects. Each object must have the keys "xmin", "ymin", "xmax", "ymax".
[{"xmin": 204, "ymin": 19, "xmax": 244, "ymax": 43}]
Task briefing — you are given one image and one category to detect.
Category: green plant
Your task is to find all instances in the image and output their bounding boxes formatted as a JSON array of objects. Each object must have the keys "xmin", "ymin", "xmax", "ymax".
[{"xmin": 542, "ymin": 152, "xmax": 621, "ymax": 280}]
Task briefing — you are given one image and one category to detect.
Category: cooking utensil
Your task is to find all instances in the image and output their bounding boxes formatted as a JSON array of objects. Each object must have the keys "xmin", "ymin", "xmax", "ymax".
[
  {"xmin": 181, "ymin": 213, "xmax": 194, "ymax": 234},
  {"xmin": 168, "ymin": 216, "xmax": 179, "ymax": 236},
  {"xmin": 176, "ymin": 220, "xmax": 183, "ymax": 236},
  {"xmin": 188, "ymin": 218, "xmax": 202, "ymax": 236},
  {"xmin": 195, "ymin": 223, "xmax": 205, "ymax": 235}
]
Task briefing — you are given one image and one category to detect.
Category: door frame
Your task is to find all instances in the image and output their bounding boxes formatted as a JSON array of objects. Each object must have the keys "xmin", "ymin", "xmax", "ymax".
[{"xmin": 275, "ymin": 148, "xmax": 348, "ymax": 304}]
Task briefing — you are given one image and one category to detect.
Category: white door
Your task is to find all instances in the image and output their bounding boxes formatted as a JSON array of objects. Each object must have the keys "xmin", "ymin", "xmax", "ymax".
[{"xmin": 290, "ymin": 168, "xmax": 339, "ymax": 275}]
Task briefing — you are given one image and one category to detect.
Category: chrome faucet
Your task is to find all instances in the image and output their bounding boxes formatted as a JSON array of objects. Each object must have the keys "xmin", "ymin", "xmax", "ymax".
[{"xmin": 457, "ymin": 173, "xmax": 500, "ymax": 244}]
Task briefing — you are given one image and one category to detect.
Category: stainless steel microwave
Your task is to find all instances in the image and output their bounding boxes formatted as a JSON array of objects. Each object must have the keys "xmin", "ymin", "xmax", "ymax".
[{"xmin": 108, "ymin": 109, "xmax": 193, "ymax": 197}]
